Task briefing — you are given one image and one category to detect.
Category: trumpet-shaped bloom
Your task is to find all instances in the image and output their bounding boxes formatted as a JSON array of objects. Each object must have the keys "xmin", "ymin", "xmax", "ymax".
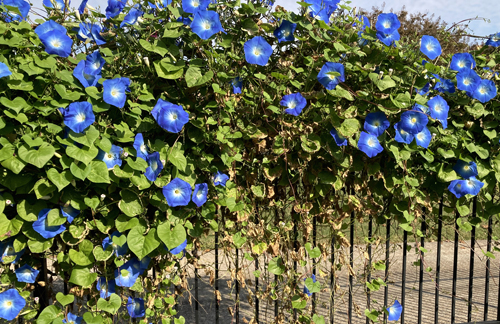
[
  {"xmin": 127, "ymin": 297, "xmax": 145, "ymax": 318},
  {"xmin": 244, "ymin": 36, "xmax": 273, "ymax": 66},
  {"xmin": 102, "ymin": 231, "xmax": 128, "ymax": 257},
  {"xmin": 486, "ymin": 32, "xmax": 500, "ymax": 47},
  {"xmin": 281, "ymin": 93, "xmax": 307, "ymax": 116},
  {"xmin": 453, "ymin": 160, "xmax": 478, "ymax": 179},
  {"xmin": 427, "ymin": 96, "xmax": 449, "ymax": 129},
  {"xmin": 120, "ymin": 5, "xmax": 144, "ymax": 27},
  {"xmin": 456, "ymin": 69, "xmax": 481, "ymax": 92},
  {"xmin": 169, "ymin": 239, "xmax": 187, "ymax": 255},
  {"xmin": 103, "ymin": 78, "xmax": 130, "ymax": 109},
  {"xmin": 33, "ymin": 208, "xmax": 66, "ymax": 239},
  {"xmin": 231, "ymin": 77, "xmax": 242, "ymax": 94},
  {"xmin": 472, "ymin": 79, "xmax": 497, "ymax": 103},
  {"xmin": 106, "ymin": 0, "xmax": 126, "ymax": 19},
  {"xmin": 376, "ymin": 13, "xmax": 400, "ymax": 34},
  {"xmin": 448, "ymin": 177, "xmax": 484, "ymax": 198},
  {"xmin": 330, "ymin": 128, "xmax": 348, "ymax": 146},
  {"xmin": 84, "ymin": 51, "xmax": 105, "ymax": 75},
  {"xmin": 420, "ymin": 35, "xmax": 442, "ymax": 60},
  {"xmin": 192, "ymin": 183, "xmax": 208, "ymax": 207},
  {"xmin": 96, "ymin": 277, "xmax": 116, "ymax": 299},
  {"xmin": 304, "ymin": 0, "xmax": 339, "ymax": 23},
  {"xmin": 191, "ymin": 10, "xmax": 225, "ymax": 40},
  {"xmin": 59, "ymin": 101, "xmax": 95, "ymax": 134},
  {"xmin": 303, "ymin": 274, "xmax": 316, "ymax": 297},
  {"xmin": 73, "ymin": 60, "xmax": 100, "ymax": 88},
  {"xmin": 78, "ymin": 0, "xmax": 88, "ymax": 14},
  {"xmin": 317, "ymin": 62, "xmax": 345, "ymax": 90},
  {"xmin": 114, "ymin": 261, "xmax": 140, "ymax": 288},
  {"xmin": 61, "ymin": 205, "xmax": 80, "ymax": 224},
  {"xmin": 358, "ymin": 132, "xmax": 383, "ymax": 157},
  {"xmin": 35, "ymin": 20, "xmax": 67, "ymax": 38},
  {"xmin": 133, "ymin": 133, "xmax": 149, "ymax": 161},
  {"xmin": 376, "ymin": 30, "xmax": 400, "ymax": 47},
  {"xmin": 274, "ymin": 20, "xmax": 297, "ymax": 43},
  {"xmin": 0, "ymin": 63, "xmax": 11, "ymax": 79},
  {"xmin": 151, "ymin": 99, "xmax": 190, "ymax": 133},
  {"xmin": 15, "ymin": 264, "xmax": 39, "ymax": 283},
  {"xmin": 97, "ymin": 145, "xmax": 123, "ymax": 169},
  {"xmin": 63, "ymin": 313, "xmax": 82, "ymax": 324},
  {"xmin": 182, "ymin": 0, "xmax": 209, "ymax": 13},
  {"xmin": 0, "ymin": 242, "xmax": 24, "ymax": 264},
  {"xmin": 38, "ymin": 31, "xmax": 73, "ymax": 58},
  {"xmin": 450, "ymin": 53, "xmax": 476, "ymax": 71},
  {"xmin": 2, "ymin": 0, "xmax": 30, "ymax": 22},
  {"xmin": 213, "ymin": 171, "xmax": 229, "ymax": 187},
  {"xmin": 387, "ymin": 300, "xmax": 403, "ymax": 321},
  {"xmin": 399, "ymin": 110, "xmax": 428, "ymax": 135},
  {"xmin": 74, "ymin": 23, "xmax": 107, "ymax": 45},
  {"xmin": 414, "ymin": 127, "xmax": 431, "ymax": 148},
  {"xmin": 0, "ymin": 289, "xmax": 26, "ymax": 321},
  {"xmin": 43, "ymin": 0, "xmax": 67, "ymax": 10},
  {"xmin": 434, "ymin": 78, "xmax": 455, "ymax": 94},
  {"xmin": 163, "ymin": 178, "xmax": 192, "ymax": 207},
  {"xmin": 394, "ymin": 123, "xmax": 414, "ymax": 144},
  {"xmin": 145, "ymin": 152, "xmax": 163, "ymax": 182},
  {"xmin": 364, "ymin": 112, "xmax": 390, "ymax": 137}
]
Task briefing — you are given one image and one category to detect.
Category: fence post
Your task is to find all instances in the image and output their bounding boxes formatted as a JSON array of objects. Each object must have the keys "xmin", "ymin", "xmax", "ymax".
[
  {"xmin": 33, "ymin": 257, "xmax": 49, "ymax": 316},
  {"xmin": 434, "ymin": 198, "xmax": 443, "ymax": 324}
]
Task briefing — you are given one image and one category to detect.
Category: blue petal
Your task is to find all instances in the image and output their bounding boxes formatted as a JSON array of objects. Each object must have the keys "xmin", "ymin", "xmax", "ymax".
[
  {"xmin": 450, "ymin": 53, "xmax": 476, "ymax": 72},
  {"xmin": 213, "ymin": 171, "xmax": 229, "ymax": 186},
  {"xmin": 133, "ymin": 133, "xmax": 149, "ymax": 161},
  {"xmin": 0, "ymin": 289, "xmax": 26, "ymax": 321},
  {"xmin": 169, "ymin": 239, "xmax": 187, "ymax": 255},
  {"xmin": 35, "ymin": 20, "xmax": 67, "ymax": 37},
  {"xmin": 398, "ymin": 110, "xmax": 428, "ymax": 135},
  {"xmin": 414, "ymin": 127, "xmax": 431, "ymax": 148},
  {"xmin": 60, "ymin": 205, "xmax": 80, "ymax": 223},
  {"xmin": 456, "ymin": 69, "xmax": 481, "ymax": 92},
  {"xmin": 375, "ymin": 13, "xmax": 400, "ymax": 34},
  {"xmin": 96, "ymin": 277, "xmax": 116, "ymax": 299},
  {"xmin": 152, "ymin": 99, "xmax": 190, "ymax": 133},
  {"xmin": 144, "ymin": 152, "xmax": 163, "ymax": 182},
  {"xmin": 317, "ymin": 62, "xmax": 345, "ymax": 90},
  {"xmin": 32, "ymin": 209, "xmax": 66, "ymax": 239},
  {"xmin": 97, "ymin": 145, "xmax": 123, "ymax": 169},
  {"xmin": 192, "ymin": 183, "xmax": 208, "ymax": 207},
  {"xmin": 182, "ymin": 0, "xmax": 210, "ymax": 13},
  {"xmin": 127, "ymin": 297, "xmax": 145, "ymax": 318},
  {"xmin": 387, "ymin": 300, "xmax": 403, "ymax": 321},
  {"xmin": 38, "ymin": 31, "xmax": 73, "ymax": 58},
  {"xmin": 329, "ymin": 128, "xmax": 348, "ymax": 146},
  {"xmin": 453, "ymin": 160, "xmax": 478, "ymax": 179},
  {"xmin": 420, "ymin": 35, "xmax": 442, "ymax": 60},
  {"xmin": 191, "ymin": 10, "xmax": 225, "ymax": 40},
  {"xmin": 103, "ymin": 78, "xmax": 130, "ymax": 108},
  {"xmin": 357, "ymin": 132, "xmax": 383, "ymax": 157},
  {"xmin": 281, "ymin": 93, "xmax": 307, "ymax": 116},
  {"xmin": 364, "ymin": 111, "xmax": 390, "ymax": 137},
  {"xmin": 472, "ymin": 79, "xmax": 497, "ymax": 103},
  {"xmin": 60, "ymin": 101, "xmax": 95, "ymax": 134},
  {"xmin": 427, "ymin": 96, "xmax": 449, "ymax": 128},
  {"xmin": 162, "ymin": 178, "xmax": 192, "ymax": 207},
  {"xmin": 394, "ymin": 123, "xmax": 414, "ymax": 144},
  {"xmin": 78, "ymin": 0, "xmax": 88, "ymax": 14},
  {"xmin": 106, "ymin": 0, "xmax": 126, "ymax": 19},
  {"xmin": 0, "ymin": 62, "xmax": 12, "ymax": 79},
  {"xmin": 15, "ymin": 264, "xmax": 39, "ymax": 283},
  {"xmin": 273, "ymin": 20, "xmax": 297, "ymax": 43},
  {"xmin": 244, "ymin": 36, "xmax": 273, "ymax": 66}
]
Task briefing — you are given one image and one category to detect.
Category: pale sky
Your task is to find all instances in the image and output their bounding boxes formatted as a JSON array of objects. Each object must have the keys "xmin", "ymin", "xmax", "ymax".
[{"xmin": 28, "ymin": 0, "xmax": 499, "ymax": 38}]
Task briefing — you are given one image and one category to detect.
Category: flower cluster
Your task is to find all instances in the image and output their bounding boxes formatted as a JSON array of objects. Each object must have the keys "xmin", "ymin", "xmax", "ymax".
[
  {"xmin": 448, "ymin": 160, "xmax": 484, "ymax": 198},
  {"xmin": 35, "ymin": 20, "xmax": 73, "ymax": 57}
]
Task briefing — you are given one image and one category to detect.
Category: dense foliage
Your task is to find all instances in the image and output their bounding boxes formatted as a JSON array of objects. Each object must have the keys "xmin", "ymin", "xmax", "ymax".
[{"xmin": 0, "ymin": 0, "xmax": 499, "ymax": 323}]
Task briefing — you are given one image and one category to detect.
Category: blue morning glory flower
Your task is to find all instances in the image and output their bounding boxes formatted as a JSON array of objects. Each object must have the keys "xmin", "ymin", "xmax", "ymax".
[
  {"xmin": 106, "ymin": 0, "xmax": 126, "ymax": 19},
  {"xmin": 145, "ymin": 152, "xmax": 163, "ymax": 182},
  {"xmin": 427, "ymin": 95, "xmax": 449, "ymax": 129},
  {"xmin": 450, "ymin": 53, "xmax": 476, "ymax": 72},
  {"xmin": 456, "ymin": 69, "xmax": 481, "ymax": 93},
  {"xmin": 244, "ymin": 36, "xmax": 273, "ymax": 66},
  {"xmin": 103, "ymin": 78, "xmax": 130, "ymax": 109},
  {"xmin": 399, "ymin": 110, "xmax": 428, "ymax": 135},
  {"xmin": 358, "ymin": 132, "xmax": 384, "ymax": 158},
  {"xmin": 375, "ymin": 13, "xmax": 400, "ymax": 34},
  {"xmin": 2, "ymin": 0, "xmax": 30, "ymax": 22},
  {"xmin": 433, "ymin": 77, "xmax": 455, "ymax": 94},
  {"xmin": 364, "ymin": 112, "xmax": 390, "ymax": 137},
  {"xmin": 151, "ymin": 99, "xmax": 190, "ymax": 133},
  {"xmin": 191, "ymin": 10, "xmax": 225, "ymax": 40},
  {"xmin": 0, "ymin": 62, "xmax": 11, "ymax": 79},
  {"xmin": 330, "ymin": 128, "xmax": 348, "ymax": 146},
  {"xmin": 114, "ymin": 262, "xmax": 140, "ymax": 288},
  {"xmin": 63, "ymin": 313, "xmax": 82, "ymax": 324},
  {"xmin": 448, "ymin": 177, "xmax": 484, "ymax": 198},
  {"xmin": 414, "ymin": 127, "xmax": 431, "ymax": 148},
  {"xmin": 472, "ymin": 79, "xmax": 497, "ymax": 103},
  {"xmin": 486, "ymin": 33, "xmax": 500, "ymax": 47},
  {"xmin": 35, "ymin": 16, "xmax": 67, "ymax": 35},
  {"xmin": 96, "ymin": 277, "xmax": 116, "ymax": 299},
  {"xmin": 32, "ymin": 208, "xmax": 66, "ymax": 239},
  {"xmin": 182, "ymin": 0, "xmax": 209, "ymax": 13},
  {"xmin": 177, "ymin": 16, "xmax": 193, "ymax": 26},
  {"xmin": 192, "ymin": 183, "xmax": 208, "ymax": 207},
  {"xmin": 303, "ymin": 274, "xmax": 316, "ymax": 297},
  {"xmin": 213, "ymin": 171, "xmax": 229, "ymax": 186},
  {"xmin": 169, "ymin": 239, "xmax": 187, "ymax": 255},
  {"xmin": 59, "ymin": 101, "xmax": 95, "ymax": 134},
  {"xmin": 74, "ymin": 23, "xmax": 107, "ymax": 45},
  {"xmin": 78, "ymin": 0, "xmax": 88, "ymax": 14},
  {"xmin": 274, "ymin": 20, "xmax": 297, "ymax": 43},
  {"xmin": 133, "ymin": 133, "xmax": 149, "ymax": 161},
  {"xmin": 36, "ymin": 22, "xmax": 73, "ymax": 58},
  {"xmin": 231, "ymin": 77, "xmax": 242, "ymax": 94},
  {"xmin": 281, "ymin": 93, "xmax": 307, "ymax": 116},
  {"xmin": 394, "ymin": 122, "xmax": 414, "ymax": 144},
  {"xmin": 0, "ymin": 289, "xmax": 26, "ymax": 321},
  {"xmin": 317, "ymin": 62, "xmax": 345, "ymax": 90},
  {"xmin": 376, "ymin": 30, "xmax": 400, "ymax": 47},
  {"xmin": 102, "ymin": 231, "xmax": 128, "ymax": 257},
  {"xmin": 304, "ymin": 0, "xmax": 339, "ymax": 23},
  {"xmin": 15, "ymin": 264, "xmax": 39, "ymax": 283},
  {"xmin": 61, "ymin": 205, "xmax": 80, "ymax": 224},
  {"xmin": 97, "ymin": 145, "xmax": 123, "ymax": 169},
  {"xmin": 163, "ymin": 178, "xmax": 192, "ymax": 207},
  {"xmin": 125, "ymin": 257, "xmax": 147, "ymax": 275},
  {"xmin": 73, "ymin": 52, "xmax": 104, "ymax": 88},
  {"xmin": 387, "ymin": 300, "xmax": 403, "ymax": 321},
  {"xmin": 127, "ymin": 297, "xmax": 145, "ymax": 318},
  {"xmin": 120, "ymin": 5, "xmax": 144, "ymax": 28},
  {"xmin": 84, "ymin": 51, "xmax": 105, "ymax": 75},
  {"xmin": 43, "ymin": 0, "xmax": 67, "ymax": 10},
  {"xmin": 420, "ymin": 35, "xmax": 442, "ymax": 60},
  {"xmin": 453, "ymin": 160, "xmax": 478, "ymax": 179},
  {"xmin": 0, "ymin": 242, "xmax": 24, "ymax": 264}
]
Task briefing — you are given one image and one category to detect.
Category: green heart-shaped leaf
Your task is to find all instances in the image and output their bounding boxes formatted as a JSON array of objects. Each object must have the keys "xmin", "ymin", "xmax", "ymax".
[
  {"xmin": 158, "ymin": 222, "xmax": 186, "ymax": 251},
  {"xmin": 93, "ymin": 246, "xmax": 113, "ymax": 261},
  {"xmin": 56, "ymin": 292, "xmax": 74, "ymax": 306},
  {"xmin": 96, "ymin": 293, "xmax": 121, "ymax": 314},
  {"xmin": 18, "ymin": 143, "xmax": 55, "ymax": 168},
  {"xmin": 47, "ymin": 168, "xmax": 73, "ymax": 192},
  {"xmin": 70, "ymin": 162, "xmax": 92, "ymax": 181},
  {"xmin": 82, "ymin": 312, "xmax": 103, "ymax": 324}
]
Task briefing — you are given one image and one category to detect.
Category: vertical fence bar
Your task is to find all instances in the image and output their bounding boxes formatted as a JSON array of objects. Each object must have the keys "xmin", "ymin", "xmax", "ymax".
[
  {"xmin": 312, "ymin": 215, "xmax": 317, "ymax": 315},
  {"xmin": 451, "ymin": 210, "xmax": 459, "ymax": 324},
  {"xmin": 330, "ymin": 230, "xmax": 335, "ymax": 324},
  {"xmin": 484, "ymin": 214, "xmax": 493, "ymax": 321},
  {"xmin": 401, "ymin": 230, "xmax": 407, "ymax": 324},
  {"xmin": 434, "ymin": 198, "xmax": 443, "ymax": 324},
  {"xmin": 348, "ymin": 206, "xmax": 354, "ymax": 323},
  {"xmin": 255, "ymin": 209, "xmax": 260, "ymax": 324},
  {"xmin": 468, "ymin": 197, "xmax": 477, "ymax": 322},
  {"xmin": 366, "ymin": 214, "xmax": 373, "ymax": 324},
  {"xmin": 236, "ymin": 246, "xmax": 240, "ymax": 324},
  {"xmin": 194, "ymin": 249, "xmax": 199, "ymax": 324},
  {"xmin": 294, "ymin": 214, "xmax": 298, "ymax": 322},
  {"xmin": 417, "ymin": 213, "xmax": 426, "ymax": 324},
  {"xmin": 215, "ymin": 225, "xmax": 220, "ymax": 324},
  {"xmin": 34, "ymin": 257, "xmax": 49, "ymax": 315},
  {"xmin": 383, "ymin": 218, "xmax": 390, "ymax": 324}
]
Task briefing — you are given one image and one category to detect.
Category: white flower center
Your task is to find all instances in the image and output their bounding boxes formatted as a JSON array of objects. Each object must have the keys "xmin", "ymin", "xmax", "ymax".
[
  {"xmin": 426, "ymin": 43, "xmax": 433, "ymax": 51},
  {"xmin": 464, "ymin": 165, "xmax": 470, "ymax": 170},
  {"xmin": 111, "ymin": 89, "xmax": 119, "ymax": 97},
  {"xmin": 23, "ymin": 268, "xmax": 32, "ymax": 274},
  {"xmin": 93, "ymin": 62, "xmax": 100, "ymax": 70},
  {"xmin": 383, "ymin": 21, "xmax": 390, "ymax": 28},
  {"xmin": 51, "ymin": 39, "xmax": 61, "ymax": 48},
  {"xmin": 434, "ymin": 105, "xmax": 442, "ymax": 112},
  {"xmin": 411, "ymin": 117, "xmax": 417, "ymax": 124},
  {"xmin": 174, "ymin": 189, "xmax": 181, "ymax": 196},
  {"xmin": 464, "ymin": 79, "xmax": 470, "ymax": 85},
  {"xmin": 367, "ymin": 138, "xmax": 376, "ymax": 147},
  {"xmin": 197, "ymin": 191, "xmax": 203, "ymax": 198},
  {"xmin": 202, "ymin": 21, "xmax": 211, "ymax": 30},
  {"xmin": 140, "ymin": 144, "xmax": 146, "ymax": 153},
  {"xmin": 169, "ymin": 113, "xmax": 178, "ymax": 121},
  {"xmin": 417, "ymin": 133, "xmax": 424, "ymax": 141},
  {"xmin": 76, "ymin": 113, "xmax": 86, "ymax": 123},
  {"xmin": 457, "ymin": 184, "xmax": 462, "ymax": 189},
  {"xmin": 4, "ymin": 301, "xmax": 12, "ymax": 308},
  {"xmin": 458, "ymin": 61, "xmax": 464, "ymax": 68},
  {"xmin": 479, "ymin": 87, "xmax": 487, "ymax": 94},
  {"xmin": 151, "ymin": 160, "xmax": 158, "ymax": 171},
  {"xmin": 253, "ymin": 47, "xmax": 261, "ymax": 56},
  {"xmin": 328, "ymin": 74, "xmax": 336, "ymax": 80},
  {"xmin": 192, "ymin": 0, "xmax": 199, "ymax": 7},
  {"xmin": 107, "ymin": 153, "xmax": 113, "ymax": 159},
  {"xmin": 283, "ymin": 30, "xmax": 290, "ymax": 37},
  {"xmin": 288, "ymin": 100, "xmax": 296, "ymax": 109}
]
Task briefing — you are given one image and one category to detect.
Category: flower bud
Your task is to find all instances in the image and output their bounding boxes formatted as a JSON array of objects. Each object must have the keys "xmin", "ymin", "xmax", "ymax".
[
  {"xmin": 161, "ymin": 159, "xmax": 166, "ymax": 164},
  {"xmin": 34, "ymin": 297, "xmax": 39, "ymax": 304},
  {"xmin": 143, "ymin": 57, "xmax": 150, "ymax": 68},
  {"xmin": 87, "ymin": 4, "xmax": 95, "ymax": 11},
  {"xmin": 5, "ymin": 200, "xmax": 11, "ymax": 205},
  {"xmin": 388, "ymin": 68, "xmax": 393, "ymax": 76},
  {"xmin": 75, "ymin": 9, "xmax": 81, "ymax": 21},
  {"xmin": 100, "ymin": 194, "xmax": 106, "ymax": 200},
  {"xmin": 378, "ymin": 71, "xmax": 384, "ymax": 80},
  {"xmin": 123, "ymin": 152, "xmax": 129, "ymax": 158}
]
